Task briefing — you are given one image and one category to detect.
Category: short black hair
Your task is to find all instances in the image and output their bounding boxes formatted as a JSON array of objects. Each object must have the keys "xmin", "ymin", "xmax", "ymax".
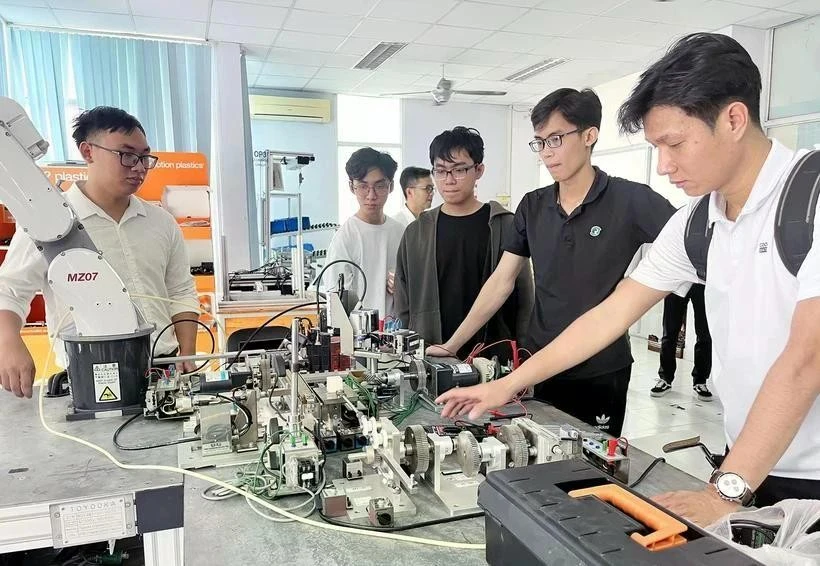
[
  {"xmin": 530, "ymin": 88, "xmax": 602, "ymax": 143},
  {"xmin": 617, "ymin": 32, "xmax": 762, "ymax": 135},
  {"xmin": 72, "ymin": 106, "xmax": 146, "ymax": 147},
  {"xmin": 399, "ymin": 166, "xmax": 431, "ymax": 197},
  {"xmin": 345, "ymin": 147, "xmax": 398, "ymax": 183},
  {"xmin": 429, "ymin": 126, "xmax": 484, "ymax": 166}
]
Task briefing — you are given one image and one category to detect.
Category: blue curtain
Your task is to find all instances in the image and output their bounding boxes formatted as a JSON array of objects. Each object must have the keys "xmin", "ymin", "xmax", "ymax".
[
  {"xmin": 8, "ymin": 30, "xmax": 70, "ymax": 161},
  {"xmin": 8, "ymin": 28, "xmax": 211, "ymax": 162},
  {"xmin": 0, "ymin": 23, "xmax": 8, "ymax": 97}
]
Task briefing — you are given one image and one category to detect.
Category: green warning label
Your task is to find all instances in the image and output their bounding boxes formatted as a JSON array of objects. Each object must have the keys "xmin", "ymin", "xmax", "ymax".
[{"xmin": 98, "ymin": 386, "xmax": 119, "ymax": 402}]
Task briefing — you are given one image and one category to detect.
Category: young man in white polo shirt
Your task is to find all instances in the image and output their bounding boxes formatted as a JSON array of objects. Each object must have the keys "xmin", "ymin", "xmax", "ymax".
[
  {"xmin": 437, "ymin": 32, "xmax": 820, "ymax": 526},
  {"xmin": 0, "ymin": 107, "xmax": 200, "ymax": 398}
]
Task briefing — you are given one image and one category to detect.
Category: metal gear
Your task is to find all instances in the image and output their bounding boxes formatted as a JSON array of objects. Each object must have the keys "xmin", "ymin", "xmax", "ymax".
[
  {"xmin": 456, "ymin": 431, "xmax": 482, "ymax": 478},
  {"xmin": 407, "ymin": 359, "xmax": 427, "ymax": 393},
  {"xmin": 497, "ymin": 424, "xmax": 529, "ymax": 468},
  {"xmin": 402, "ymin": 425, "xmax": 430, "ymax": 476}
]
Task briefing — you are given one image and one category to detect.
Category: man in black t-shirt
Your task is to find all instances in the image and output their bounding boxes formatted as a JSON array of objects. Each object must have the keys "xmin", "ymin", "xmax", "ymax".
[
  {"xmin": 428, "ymin": 89, "xmax": 675, "ymax": 436},
  {"xmin": 393, "ymin": 127, "xmax": 533, "ymax": 361}
]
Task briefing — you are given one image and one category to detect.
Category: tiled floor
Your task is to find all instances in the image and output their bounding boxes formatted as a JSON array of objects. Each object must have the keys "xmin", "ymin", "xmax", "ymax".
[{"xmin": 623, "ymin": 337, "xmax": 726, "ymax": 482}]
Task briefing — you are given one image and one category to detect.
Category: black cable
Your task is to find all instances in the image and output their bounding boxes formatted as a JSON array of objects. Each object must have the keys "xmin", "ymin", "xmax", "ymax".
[
  {"xmin": 312, "ymin": 259, "xmax": 368, "ymax": 316},
  {"xmin": 318, "ymin": 510, "xmax": 484, "ymax": 532},
  {"xmin": 628, "ymin": 457, "xmax": 666, "ymax": 488},
  {"xmin": 149, "ymin": 318, "xmax": 215, "ymax": 373},
  {"xmin": 113, "ymin": 413, "xmax": 200, "ymax": 451},
  {"xmin": 224, "ymin": 301, "xmax": 319, "ymax": 370},
  {"xmin": 215, "ymin": 393, "xmax": 253, "ymax": 436}
]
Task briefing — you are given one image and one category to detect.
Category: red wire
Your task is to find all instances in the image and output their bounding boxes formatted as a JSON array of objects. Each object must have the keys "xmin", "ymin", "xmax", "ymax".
[
  {"xmin": 473, "ymin": 339, "xmax": 515, "ymax": 356},
  {"xmin": 468, "ymin": 339, "xmax": 518, "ymax": 364},
  {"xmin": 517, "ymin": 347, "xmax": 534, "ymax": 358}
]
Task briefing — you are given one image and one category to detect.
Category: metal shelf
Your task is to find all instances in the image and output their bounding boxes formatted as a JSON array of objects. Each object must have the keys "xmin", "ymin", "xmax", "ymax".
[{"xmin": 270, "ymin": 226, "xmax": 338, "ymax": 238}]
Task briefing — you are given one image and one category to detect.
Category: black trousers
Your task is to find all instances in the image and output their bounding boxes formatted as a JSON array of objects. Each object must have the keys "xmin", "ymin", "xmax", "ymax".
[
  {"xmin": 755, "ymin": 474, "xmax": 820, "ymax": 508},
  {"xmin": 534, "ymin": 365, "xmax": 632, "ymax": 437},
  {"xmin": 659, "ymin": 284, "xmax": 711, "ymax": 385}
]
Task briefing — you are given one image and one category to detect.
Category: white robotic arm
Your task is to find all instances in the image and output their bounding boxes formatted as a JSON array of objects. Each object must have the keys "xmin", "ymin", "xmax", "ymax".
[{"xmin": 0, "ymin": 97, "xmax": 143, "ymax": 337}]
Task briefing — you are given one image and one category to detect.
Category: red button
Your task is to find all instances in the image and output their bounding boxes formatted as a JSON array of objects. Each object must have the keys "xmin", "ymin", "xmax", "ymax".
[{"xmin": 607, "ymin": 439, "xmax": 618, "ymax": 457}]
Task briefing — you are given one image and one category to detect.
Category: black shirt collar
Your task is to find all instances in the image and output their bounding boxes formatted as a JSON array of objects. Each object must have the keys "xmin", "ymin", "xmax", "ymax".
[{"xmin": 546, "ymin": 167, "xmax": 609, "ymax": 210}]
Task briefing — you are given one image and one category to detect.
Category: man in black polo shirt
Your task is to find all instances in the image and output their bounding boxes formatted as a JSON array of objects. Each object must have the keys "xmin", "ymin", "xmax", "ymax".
[{"xmin": 428, "ymin": 88, "xmax": 675, "ymax": 436}]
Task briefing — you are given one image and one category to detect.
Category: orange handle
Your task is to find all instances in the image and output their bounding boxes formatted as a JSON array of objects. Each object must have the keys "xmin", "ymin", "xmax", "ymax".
[{"xmin": 568, "ymin": 484, "xmax": 687, "ymax": 551}]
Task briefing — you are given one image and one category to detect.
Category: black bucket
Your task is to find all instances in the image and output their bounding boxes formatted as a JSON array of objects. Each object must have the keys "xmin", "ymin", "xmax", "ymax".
[{"xmin": 62, "ymin": 325, "xmax": 153, "ymax": 416}]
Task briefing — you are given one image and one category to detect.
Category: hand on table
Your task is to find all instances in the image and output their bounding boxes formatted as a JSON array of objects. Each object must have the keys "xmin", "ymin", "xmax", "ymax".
[
  {"xmin": 435, "ymin": 379, "xmax": 516, "ymax": 420},
  {"xmin": 652, "ymin": 487, "xmax": 740, "ymax": 527}
]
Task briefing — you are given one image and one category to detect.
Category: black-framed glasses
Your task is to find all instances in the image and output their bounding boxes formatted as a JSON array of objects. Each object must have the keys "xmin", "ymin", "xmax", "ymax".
[
  {"xmin": 352, "ymin": 179, "xmax": 391, "ymax": 196},
  {"xmin": 89, "ymin": 143, "xmax": 159, "ymax": 169},
  {"xmin": 432, "ymin": 164, "xmax": 477, "ymax": 181},
  {"xmin": 409, "ymin": 184, "xmax": 435, "ymax": 194},
  {"xmin": 529, "ymin": 129, "xmax": 581, "ymax": 152}
]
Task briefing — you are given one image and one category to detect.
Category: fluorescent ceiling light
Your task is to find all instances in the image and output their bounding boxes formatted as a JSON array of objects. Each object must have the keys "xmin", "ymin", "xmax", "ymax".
[
  {"xmin": 354, "ymin": 42, "xmax": 407, "ymax": 70},
  {"xmin": 504, "ymin": 58, "xmax": 569, "ymax": 82}
]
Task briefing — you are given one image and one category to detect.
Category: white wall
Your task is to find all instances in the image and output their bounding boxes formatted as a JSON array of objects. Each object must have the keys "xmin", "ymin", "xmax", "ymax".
[
  {"xmin": 402, "ymin": 99, "xmax": 511, "ymax": 206},
  {"xmin": 509, "ymin": 106, "xmax": 542, "ymax": 211},
  {"xmin": 249, "ymin": 91, "xmax": 338, "ymax": 256}
]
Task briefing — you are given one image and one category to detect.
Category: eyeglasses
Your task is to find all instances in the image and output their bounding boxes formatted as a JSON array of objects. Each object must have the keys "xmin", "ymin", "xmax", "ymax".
[
  {"xmin": 409, "ymin": 184, "xmax": 435, "ymax": 194},
  {"xmin": 89, "ymin": 143, "xmax": 159, "ymax": 169},
  {"xmin": 529, "ymin": 129, "xmax": 581, "ymax": 152},
  {"xmin": 432, "ymin": 164, "xmax": 477, "ymax": 181},
  {"xmin": 352, "ymin": 179, "xmax": 391, "ymax": 196}
]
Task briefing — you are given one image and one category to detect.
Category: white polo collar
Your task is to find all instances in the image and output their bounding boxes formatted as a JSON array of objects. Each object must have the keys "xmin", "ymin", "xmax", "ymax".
[
  {"xmin": 68, "ymin": 181, "xmax": 146, "ymax": 223},
  {"xmin": 708, "ymin": 138, "xmax": 795, "ymax": 225}
]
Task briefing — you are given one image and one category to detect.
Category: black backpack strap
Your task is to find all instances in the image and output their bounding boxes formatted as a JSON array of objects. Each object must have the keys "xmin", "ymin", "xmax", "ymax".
[
  {"xmin": 775, "ymin": 149, "xmax": 820, "ymax": 277},
  {"xmin": 684, "ymin": 195, "xmax": 713, "ymax": 281}
]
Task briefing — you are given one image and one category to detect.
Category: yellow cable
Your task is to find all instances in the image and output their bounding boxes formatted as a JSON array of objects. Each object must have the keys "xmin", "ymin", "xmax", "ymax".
[{"xmin": 37, "ymin": 313, "xmax": 485, "ymax": 551}]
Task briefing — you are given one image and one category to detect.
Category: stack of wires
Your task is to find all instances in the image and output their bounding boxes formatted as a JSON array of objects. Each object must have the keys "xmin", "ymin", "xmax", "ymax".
[
  {"xmin": 383, "ymin": 316, "xmax": 402, "ymax": 332},
  {"xmin": 201, "ymin": 440, "xmax": 325, "ymax": 523},
  {"xmin": 344, "ymin": 374, "xmax": 377, "ymax": 417},
  {"xmin": 391, "ymin": 392, "xmax": 421, "ymax": 426}
]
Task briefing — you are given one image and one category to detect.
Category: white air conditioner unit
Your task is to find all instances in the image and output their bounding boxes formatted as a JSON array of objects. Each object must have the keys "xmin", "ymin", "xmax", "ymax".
[{"xmin": 249, "ymin": 95, "xmax": 331, "ymax": 123}]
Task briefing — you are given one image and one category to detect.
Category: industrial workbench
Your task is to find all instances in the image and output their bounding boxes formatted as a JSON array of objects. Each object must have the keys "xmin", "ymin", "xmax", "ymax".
[
  {"xmin": 1, "ymin": 392, "xmax": 711, "ymax": 565},
  {"xmin": 182, "ymin": 401, "xmax": 707, "ymax": 566},
  {"xmin": 0, "ymin": 391, "xmax": 185, "ymax": 565}
]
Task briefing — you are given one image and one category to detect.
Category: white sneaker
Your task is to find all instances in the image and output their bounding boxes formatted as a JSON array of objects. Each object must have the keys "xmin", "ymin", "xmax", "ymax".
[
  {"xmin": 650, "ymin": 378, "xmax": 672, "ymax": 397},
  {"xmin": 694, "ymin": 384, "xmax": 714, "ymax": 402}
]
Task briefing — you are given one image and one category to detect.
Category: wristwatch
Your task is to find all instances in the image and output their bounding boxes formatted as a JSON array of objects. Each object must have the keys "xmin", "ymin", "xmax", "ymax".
[{"xmin": 709, "ymin": 470, "xmax": 755, "ymax": 506}]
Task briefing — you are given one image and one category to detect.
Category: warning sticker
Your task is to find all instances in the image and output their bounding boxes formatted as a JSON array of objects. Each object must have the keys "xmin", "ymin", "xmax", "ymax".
[
  {"xmin": 93, "ymin": 363, "xmax": 121, "ymax": 403},
  {"xmin": 98, "ymin": 387, "xmax": 118, "ymax": 401}
]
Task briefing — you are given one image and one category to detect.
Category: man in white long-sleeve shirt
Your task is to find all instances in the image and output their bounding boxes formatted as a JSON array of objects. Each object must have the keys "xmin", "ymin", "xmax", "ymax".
[
  {"xmin": 0, "ymin": 106, "xmax": 200, "ymax": 398},
  {"xmin": 326, "ymin": 148, "xmax": 404, "ymax": 318}
]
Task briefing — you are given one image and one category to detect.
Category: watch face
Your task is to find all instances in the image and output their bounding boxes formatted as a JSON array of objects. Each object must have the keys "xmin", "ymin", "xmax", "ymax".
[{"xmin": 717, "ymin": 473, "xmax": 747, "ymax": 499}]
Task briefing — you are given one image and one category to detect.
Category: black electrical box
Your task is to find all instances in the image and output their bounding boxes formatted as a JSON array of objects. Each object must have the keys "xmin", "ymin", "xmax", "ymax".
[
  {"xmin": 427, "ymin": 362, "xmax": 481, "ymax": 395},
  {"xmin": 306, "ymin": 330, "xmax": 331, "ymax": 372}
]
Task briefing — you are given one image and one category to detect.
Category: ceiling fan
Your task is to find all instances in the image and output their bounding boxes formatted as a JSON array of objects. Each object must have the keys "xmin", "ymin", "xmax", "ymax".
[{"xmin": 381, "ymin": 77, "xmax": 507, "ymax": 105}]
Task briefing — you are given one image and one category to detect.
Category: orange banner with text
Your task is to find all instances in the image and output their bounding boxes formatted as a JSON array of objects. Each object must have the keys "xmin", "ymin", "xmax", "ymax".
[{"xmin": 40, "ymin": 152, "xmax": 208, "ymax": 202}]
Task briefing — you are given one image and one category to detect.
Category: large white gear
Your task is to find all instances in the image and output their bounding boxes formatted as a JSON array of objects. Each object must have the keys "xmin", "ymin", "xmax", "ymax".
[
  {"xmin": 456, "ymin": 431, "xmax": 482, "ymax": 478},
  {"xmin": 498, "ymin": 424, "xmax": 529, "ymax": 468}
]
